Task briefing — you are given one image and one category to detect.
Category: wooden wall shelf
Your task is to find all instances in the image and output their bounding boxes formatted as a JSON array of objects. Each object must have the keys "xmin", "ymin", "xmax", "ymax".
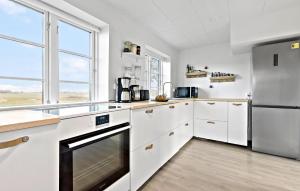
[
  {"xmin": 186, "ymin": 71, "xmax": 207, "ymax": 78},
  {"xmin": 210, "ymin": 76, "xmax": 236, "ymax": 83}
]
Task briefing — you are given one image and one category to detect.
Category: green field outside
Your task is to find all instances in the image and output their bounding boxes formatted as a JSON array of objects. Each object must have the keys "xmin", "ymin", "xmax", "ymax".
[{"xmin": 0, "ymin": 92, "xmax": 89, "ymax": 107}]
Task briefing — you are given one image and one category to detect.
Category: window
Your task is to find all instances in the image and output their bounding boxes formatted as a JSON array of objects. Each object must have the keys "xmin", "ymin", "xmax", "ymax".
[
  {"xmin": 0, "ymin": 0, "xmax": 100, "ymax": 108},
  {"xmin": 0, "ymin": 0, "xmax": 44, "ymax": 106},
  {"xmin": 149, "ymin": 57, "xmax": 161, "ymax": 99},
  {"xmin": 58, "ymin": 21, "xmax": 92, "ymax": 103},
  {"xmin": 147, "ymin": 51, "xmax": 171, "ymax": 99}
]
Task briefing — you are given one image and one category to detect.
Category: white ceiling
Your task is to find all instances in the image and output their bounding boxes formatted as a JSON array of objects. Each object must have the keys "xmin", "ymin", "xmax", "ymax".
[{"xmin": 101, "ymin": 0, "xmax": 299, "ymax": 50}]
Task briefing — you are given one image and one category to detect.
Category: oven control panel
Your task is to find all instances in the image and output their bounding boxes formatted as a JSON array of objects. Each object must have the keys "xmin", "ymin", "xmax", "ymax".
[{"xmin": 96, "ymin": 114, "xmax": 110, "ymax": 126}]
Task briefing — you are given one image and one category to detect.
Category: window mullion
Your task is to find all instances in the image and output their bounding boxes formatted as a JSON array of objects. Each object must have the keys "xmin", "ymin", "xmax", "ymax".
[
  {"xmin": 44, "ymin": 12, "xmax": 50, "ymax": 104},
  {"xmin": 90, "ymin": 31, "xmax": 96, "ymax": 102},
  {"xmin": 48, "ymin": 14, "xmax": 59, "ymax": 104}
]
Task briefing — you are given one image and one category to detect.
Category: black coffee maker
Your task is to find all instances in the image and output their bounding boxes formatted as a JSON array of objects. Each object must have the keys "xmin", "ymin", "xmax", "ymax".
[{"xmin": 116, "ymin": 77, "xmax": 131, "ymax": 103}]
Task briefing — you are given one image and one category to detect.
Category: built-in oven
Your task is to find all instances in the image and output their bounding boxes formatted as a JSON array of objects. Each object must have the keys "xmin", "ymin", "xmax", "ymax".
[
  {"xmin": 59, "ymin": 115, "xmax": 130, "ymax": 191},
  {"xmin": 174, "ymin": 87, "xmax": 198, "ymax": 98}
]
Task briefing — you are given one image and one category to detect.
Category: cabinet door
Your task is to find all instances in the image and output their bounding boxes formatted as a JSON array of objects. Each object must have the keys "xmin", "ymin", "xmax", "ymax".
[
  {"xmin": 180, "ymin": 101, "xmax": 194, "ymax": 122},
  {"xmin": 131, "ymin": 139, "xmax": 160, "ymax": 191},
  {"xmin": 105, "ymin": 173, "xmax": 130, "ymax": 191},
  {"xmin": 164, "ymin": 103, "xmax": 180, "ymax": 130},
  {"xmin": 0, "ymin": 125, "xmax": 58, "ymax": 191},
  {"xmin": 131, "ymin": 107, "xmax": 165, "ymax": 151},
  {"xmin": 195, "ymin": 119, "xmax": 227, "ymax": 142},
  {"xmin": 159, "ymin": 130, "xmax": 177, "ymax": 166},
  {"xmin": 184, "ymin": 120, "xmax": 194, "ymax": 143},
  {"xmin": 228, "ymin": 102, "xmax": 248, "ymax": 146},
  {"xmin": 175, "ymin": 121, "xmax": 193, "ymax": 149},
  {"xmin": 194, "ymin": 101, "xmax": 228, "ymax": 121}
]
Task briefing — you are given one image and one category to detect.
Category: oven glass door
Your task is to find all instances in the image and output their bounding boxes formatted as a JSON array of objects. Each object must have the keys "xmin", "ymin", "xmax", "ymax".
[{"xmin": 60, "ymin": 123, "xmax": 130, "ymax": 191}]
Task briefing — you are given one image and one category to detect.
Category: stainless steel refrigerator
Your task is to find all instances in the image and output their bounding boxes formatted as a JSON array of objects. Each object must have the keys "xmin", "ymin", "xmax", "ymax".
[{"xmin": 252, "ymin": 40, "xmax": 300, "ymax": 159}]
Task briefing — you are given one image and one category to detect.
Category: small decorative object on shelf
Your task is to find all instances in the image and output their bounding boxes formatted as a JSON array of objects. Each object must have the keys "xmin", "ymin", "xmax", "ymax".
[
  {"xmin": 131, "ymin": 43, "xmax": 137, "ymax": 54},
  {"xmin": 210, "ymin": 72, "xmax": 236, "ymax": 82},
  {"xmin": 123, "ymin": 41, "xmax": 141, "ymax": 55},
  {"xmin": 123, "ymin": 41, "xmax": 132, "ymax": 52},
  {"xmin": 186, "ymin": 65, "xmax": 207, "ymax": 78},
  {"xmin": 136, "ymin": 46, "xmax": 141, "ymax": 55}
]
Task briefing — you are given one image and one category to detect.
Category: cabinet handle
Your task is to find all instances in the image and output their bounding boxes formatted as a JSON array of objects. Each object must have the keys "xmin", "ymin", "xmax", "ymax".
[
  {"xmin": 207, "ymin": 121, "xmax": 215, "ymax": 124},
  {"xmin": 145, "ymin": 144, "xmax": 154, "ymax": 150},
  {"xmin": 233, "ymin": 103, "xmax": 242, "ymax": 106},
  {"xmin": 207, "ymin": 102, "xmax": 215, "ymax": 105},
  {"xmin": 169, "ymin": 132, "xmax": 175, "ymax": 136},
  {"xmin": 185, "ymin": 123, "xmax": 189, "ymax": 126},
  {"xmin": 185, "ymin": 103, "xmax": 189, "ymax": 105},
  {"xmin": 169, "ymin": 105, "xmax": 175, "ymax": 109},
  {"xmin": 145, "ymin": 109, "xmax": 153, "ymax": 114},
  {"xmin": 0, "ymin": 136, "xmax": 29, "ymax": 149}
]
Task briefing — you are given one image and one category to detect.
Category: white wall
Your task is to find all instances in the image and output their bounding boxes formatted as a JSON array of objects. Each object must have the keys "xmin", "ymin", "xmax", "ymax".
[
  {"xmin": 230, "ymin": 0, "xmax": 300, "ymax": 53},
  {"xmin": 176, "ymin": 43, "xmax": 251, "ymax": 99},
  {"xmin": 63, "ymin": 0, "xmax": 179, "ymax": 100}
]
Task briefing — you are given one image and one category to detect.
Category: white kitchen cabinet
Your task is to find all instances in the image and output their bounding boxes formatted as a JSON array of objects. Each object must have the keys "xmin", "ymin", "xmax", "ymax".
[
  {"xmin": 183, "ymin": 120, "xmax": 194, "ymax": 144},
  {"xmin": 195, "ymin": 119, "xmax": 228, "ymax": 142},
  {"xmin": 131, "ymin": 106, "xmax": 165, "ymax": 151},
  {"xmin": 159, "ymin": 129, "xmax": 178, "ymax": 166},
  {"xmin": 105, "ymin": 173, "xmax": 130, "ymax": 191},
  {"xmin": 59, "ymin": 115, "xmax": 94, "ymax": 140},
  {"xmin": 59, "ymin": 109, "xmax": 130, "ymax": 140},
  {"xmin": 0, "ymin": 125, "xmax": 58, "ymax": 191},
  {"xmin": 194, "ymin": 101, "xmax": 228, "ymax": 121},
  {"xmin": 162, "ymin": 103, "xmax": 179, "ymax": 131},
  {"xmin": 131, "ymin": 138, "xmax": 160, "ymax": 191},
  {"xmin": 176, "ymin": 121, "xmax": 193, "ymax": 148},
  {"xmin": 131, "ymin": 101, "xmax": 194, "ymax": 190},
  {"xmin": 179, "ymin": 101, "xmax": 194, "ymax": 122},
  {"xmin": 228, "ymin": 102, "xmax": 248, "ymax": 146}
]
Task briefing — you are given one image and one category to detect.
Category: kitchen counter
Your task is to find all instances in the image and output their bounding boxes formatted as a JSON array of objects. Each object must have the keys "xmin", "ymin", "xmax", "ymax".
[
  {"xmin": 0, "ymin": 98, "xmax": 249, "ymax": 132},
  {"xmin": 0, "ymin": 110, "xmax": 60, "ymax": 133},
  {"xmin": 194, "ymin": 98, "xmax": 249, "ymax": 102},
  {"xmin": 117, "ymin": 98, "xmax": 249, "ymax": 110},
  {"xmin": 116, "ymin": 99, "xmax": 193, "ymax": 110}
]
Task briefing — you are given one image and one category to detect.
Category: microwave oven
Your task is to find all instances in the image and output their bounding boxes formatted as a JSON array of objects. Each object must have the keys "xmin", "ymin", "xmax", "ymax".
[{"xmin": 174, "ymin": 87, "xmax": 198, "ymax": 98}]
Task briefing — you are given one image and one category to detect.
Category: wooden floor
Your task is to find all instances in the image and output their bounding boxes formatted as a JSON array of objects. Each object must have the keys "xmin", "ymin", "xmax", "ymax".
[{"xmin": 140, "ymin": 139, "xmax": 300, "ymax": 191}]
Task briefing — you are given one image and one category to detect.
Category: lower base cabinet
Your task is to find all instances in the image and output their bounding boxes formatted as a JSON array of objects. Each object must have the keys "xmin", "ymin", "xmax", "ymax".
[
  {"xmin": 0, "ymin": 125, "xmax": 58, "ymax": 191},
  {"xmin": 131, "ymin": 138, "xmax": 160, "ymax": 191},
  {"xmin": 159, "ymin": 130, "xmax": 178, "ymax": 166},
  {"xmin": 195, "ymin": 119, "xmax": 227, "ymax": 142},
  {"xmin": 131, "ymin": 102, "xmax": 194, "ymax": 190},
  {"xmin": 131, "ymin": 119, "xmax": 193, "ymax": 191},
  {"xmin": 105, "ymin": 173, "xmax": 130, "ymax": 191},
  {"xmin": 194, "ymin": 101, "xmax": 248, "ymax": 145},
  {"xmin": 177, "ymin": 121, "xmax": 194, "ymax": 148}
]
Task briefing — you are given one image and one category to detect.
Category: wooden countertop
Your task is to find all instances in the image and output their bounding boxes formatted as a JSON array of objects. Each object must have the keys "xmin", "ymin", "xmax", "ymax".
[
  {"xmin": 117, "ymin": 98, "xmax": 249, "ymax": 110},
  {"xmin": 117, "ymin": 99, "xmax": 194, "ymax": 110},
  {"xmin": 0, "ymin": 110, "xmax": 60, "ymax": 133},
  {"xmin": 194, "ymin": 98, "xmax": 249, "ymax": 102}
]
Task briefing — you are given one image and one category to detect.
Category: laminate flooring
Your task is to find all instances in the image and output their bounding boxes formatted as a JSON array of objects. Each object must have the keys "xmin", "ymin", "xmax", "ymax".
[{"xmin": 140, "ymin": 139, "xmax": 300, "ymax": 191}]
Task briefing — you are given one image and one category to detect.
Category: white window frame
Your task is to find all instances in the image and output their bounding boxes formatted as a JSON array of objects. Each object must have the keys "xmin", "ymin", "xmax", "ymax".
[
  {"xmin": 0, "ymin": 1, "xmax": 47, "ymax": 104},
  {"xmin": 147, "ymin": 56, "xmax": 162, "ymax": 98},
  {"xmin": 146, "ymin": 46, "xmax": 171, "ymax": 99},
  {"xmin": 0, "ymin": 0, "xmax": 106, "ymax": 110},
  {"xmin": 51, "ymin": 16, "xmax": 96, "ymax": 104}
]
